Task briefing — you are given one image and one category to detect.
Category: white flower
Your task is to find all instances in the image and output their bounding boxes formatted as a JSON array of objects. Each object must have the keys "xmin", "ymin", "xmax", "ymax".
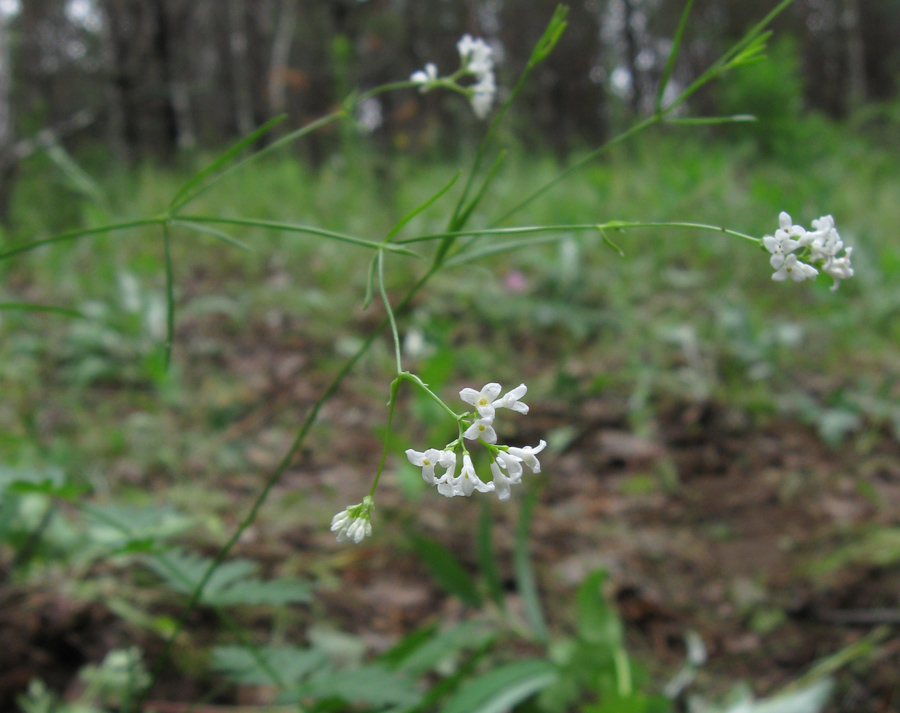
[
  {"xmin": 410, "ymin": 62, "xmax": 438, "ymax": 90},
  {"xmin": 775, "ymin": 211, "xmax": 808, "ymax": 245},
  {"xmin": 460, "ymin": 383, "xmax": 502, "ymax": 420},
  {"xmin": 495, "ymin": 449, "xmax": 524, "ymax": 478},
  {"xmin": 406, "ymin": 447, "xmax": 455, "ymax": 484},
  {"xmin": 492, "ymin": 383, "xmax": 529, "ymax": 414},
  {"xmin": 763, "ymin": 232, "xmax": 800, "ymax": 270},
  {"xmin": 809, "ymin": 225, "xmax": 844, "ymax": 264},
  {"xmin": 438, "ymin": 454, "xmax": 494, "ymax": 498},
  {"xmin": 822, "ymin": 247, "xmax": 854, "ymax": 292},
  {"xmin": 457, "ymin": 35, "xmax": 493, "ymax": 78},
  {"xmin": 507, "ymin": 440, "xmax": 547, "ymax": 473},
  {"xmin": 459, "ymin": 453, "xmax": 494, "ymax": 496},
  {"xmin": 490, "ymin": 461, "xmax": 514, "ymax": 501},
  {"xmin": 331, "ymin": 496, "xmax": 374, "ymax": 544},
  {"xmin": 470, "ymin": 73, "xmax": 496, "ymax": 119},
  {"xmin": 463, "ymin": 417, "xmax": 497, "ymax": 444},
  {"xmin": 772, "ymin": 254, "xmax": 818, "ymax": 282}
]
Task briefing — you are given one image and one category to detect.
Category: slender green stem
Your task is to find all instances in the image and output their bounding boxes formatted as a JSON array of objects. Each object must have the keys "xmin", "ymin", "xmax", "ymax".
[
  {"xmin": 489, "ymin": 116, "xmax": 659, "ymax": 228},
  {"xmin": 0, "ymin": 217, "xmax": 164, "ymax": 261},
  {"xmin": 161, "ymin": 223, "xmax": 176, "ymax": 371},
  {"xmin": 397, "ymin": 221, "xmax": 760, "ymax": 246},
  {"xmin": 398, "ymin": 372, "xmax": 462, "ymax": 421},
  {"xmin": 176, "ymin": 215, "xmax": 418, "ymax": 256},
  {"xmin": 377, "ymin": 250, "xmax": 403, "ymax": 374}
]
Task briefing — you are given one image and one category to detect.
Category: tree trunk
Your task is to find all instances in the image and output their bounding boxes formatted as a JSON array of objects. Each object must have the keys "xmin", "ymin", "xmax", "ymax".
[
  {"xmin": 268, "ymin": 0, "xmax": 298, "ymax": 118},
  {"xmin": 228, "ymin": 0, "xmax": 255, "ymax": 136},
  {"xmin": 0, "ymin": 11, "xmax": 15, "ymax": 222},
  {"xmin": 842, "ymin": 0, "xmax": 867, "ymax": 111}
]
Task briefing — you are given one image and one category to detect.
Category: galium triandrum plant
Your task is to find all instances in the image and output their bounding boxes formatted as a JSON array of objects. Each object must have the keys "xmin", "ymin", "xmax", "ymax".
[{"xmin": 763, "ymin": 211, "xmax": 854, "ymax": 290}]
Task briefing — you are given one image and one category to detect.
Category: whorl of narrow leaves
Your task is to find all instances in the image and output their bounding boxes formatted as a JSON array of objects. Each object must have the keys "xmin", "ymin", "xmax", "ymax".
[{"xmin": 146, "ymin": 548, "xmax": 311, "ymax": 606}]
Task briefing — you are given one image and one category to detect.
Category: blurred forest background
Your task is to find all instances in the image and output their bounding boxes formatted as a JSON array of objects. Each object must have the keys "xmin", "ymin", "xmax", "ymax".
[
  {"xmin": 3, "ymin": 1, "xmax": 900, "ymax": 711},
  {"xmin": 2, "ymin": 0, "xmax": 899, "ymax": 207}
]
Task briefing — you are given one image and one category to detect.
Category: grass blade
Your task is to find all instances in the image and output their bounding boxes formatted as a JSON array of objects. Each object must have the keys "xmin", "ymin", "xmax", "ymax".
[
  {"xmin": 515, "ymin": 489, "xmax": 548, "ymax": 642},
  {"xmin": 0, "ymin": 302, "xmax": 84, "ymax": 318},
  {"xmin": 0, "ymin": 218, "xmax": 162, "ymax": 261},
  {"xmin": 171, "ymin": 219, "xmax": 252, "ymax": 252},
  {"xmin": 168, "ymin": 115, "xmax": 286, "ymax": 211},
  {"xmin": 478, "ymin": 500, "xmax": 505, "ymax": 609},
  {"xmin": 654, "ymin": 0, "xmax": 695, "ymax": 114}
]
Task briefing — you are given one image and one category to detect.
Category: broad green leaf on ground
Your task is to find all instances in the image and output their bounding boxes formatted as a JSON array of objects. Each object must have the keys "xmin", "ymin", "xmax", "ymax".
[
  {"xmin": 211, "ymin": 645, "xmax": 326, "ymax": 686},
  {"xmin": 440, "ymin": 659, "xmax": 558, "ymax": 713},
  {"xmin": 393, "ymin": 620, "xmax": 499, "ymax": 677},
  {"xmin": 147, "ymin": 548, "xmax": 311, "ymax": 606},
  {"xmin": 281, "ymin": 664, "xmax": 422, "ymax": 708},
  {"xmin": 82, "ymin": 503, "xmax": 195, "ymax": 549}
]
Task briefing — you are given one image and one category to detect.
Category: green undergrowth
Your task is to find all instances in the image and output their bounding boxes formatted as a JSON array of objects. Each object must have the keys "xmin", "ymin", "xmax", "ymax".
[{"xmin": 1, "ymin": 124, "xmax": 898, "ymax": 710}]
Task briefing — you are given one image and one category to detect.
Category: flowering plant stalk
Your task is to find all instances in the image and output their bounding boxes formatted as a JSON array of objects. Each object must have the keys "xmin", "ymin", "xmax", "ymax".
[{"xmin": 0, "ymin": 1, "xmax": 855, "ymax": 706}]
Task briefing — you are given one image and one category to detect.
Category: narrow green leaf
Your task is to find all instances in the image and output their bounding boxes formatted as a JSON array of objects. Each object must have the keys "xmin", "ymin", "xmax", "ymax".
[
  {"xmin": 8, "ymin": 480, "xmax": 89, "ymax": 499},
  {"xmin": 665, "ymin": 114, "xmax": 757, "ymax": 125},
  {"xmin": 528, "ymin": 5, "xmax": 569, "ymax": 66},
  {"xmin": 600, "ymin": 230, "xmax": 625, "ymax": 256},
  {"xmin": 171, "ymin": 220, "xmax": 251, "ymax": 251},
  {"xmin": 386, "ymin": 170, "xmax": 461, "ymax": 241},
  {"xmin": 408, "ymin": 531, "xmax": 482, "ymax": 607},
  {"xmin": 444, "ymin": 235, "xmax": 566, "ymax": 268},
  {"xmin": 454, "ymin": 150, "xmax": 508, "ymax": 234},
  {"xmin": 171, "ymin": 112, "xmax": 342, "ymax": 212},
  {"xmin": 654, "ymin": 0, "xmax": 695, "ymax": 113},
  {"xmin": 169, "ymin": 115, "xmax": 286, "ymax": 211},
  {"xmin": 515, "ymin": 490, "xmax": 548, "ymax": 642},
  {"xmin": 161, "ymin": 224, "xmax": 175, "ymax": 371},
  {"xmin": 362, "ymin": 254, "xmax": 378, "ymax": 309},
  {"xmin": 0, "ymin": 302, "xmax": 84, "ymax": 318},
  {"xmin": 45, "ymin": 143, "xmax": 107, "ymax": 206},
  {"xmin": 176, "ymin": 215, "xmax": 418, "ymax": 256},
  {"xmin": 440, "ymin": 659, "xmax": 557, "ymax": 713},
  {"xmin": 0, "ymin": 218, "xmax": 162, "ymax": 261},
  {"xmin": 478, "ymin": 500, "xmax": 506, "ymax": 609}
]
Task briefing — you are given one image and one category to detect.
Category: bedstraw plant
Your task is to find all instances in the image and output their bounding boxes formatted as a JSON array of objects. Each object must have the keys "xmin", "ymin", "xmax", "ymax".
[{"xmin": 0, "ymin": 1, "xmax": 858, "ymax": 710}]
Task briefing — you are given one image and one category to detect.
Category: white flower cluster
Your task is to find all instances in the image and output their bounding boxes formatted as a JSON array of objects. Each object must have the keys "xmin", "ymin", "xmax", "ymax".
[
  {"xmin": 763, "ymin": 212, "xmax": 854, "ymax": 291},
  {"xmin": 410, "ymin": 34, "xmax": 497, "ymax": 119},
  {"xmin": 330, "ymin": 496, "xmax": 374, "ymax": 544},
  {"xmin": 406, "ymin": 383, "xmax": 546, "ymax": 501}
]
